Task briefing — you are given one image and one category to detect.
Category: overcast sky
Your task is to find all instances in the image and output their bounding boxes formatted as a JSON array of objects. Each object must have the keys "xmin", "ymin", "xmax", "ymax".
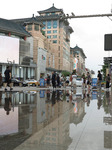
[{"xmin": 1, "ymin": 0, "xmax": 112, "ymax": 76}]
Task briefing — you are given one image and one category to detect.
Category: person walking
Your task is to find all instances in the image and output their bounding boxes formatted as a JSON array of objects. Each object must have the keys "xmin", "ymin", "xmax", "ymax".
[
  {"xmin": 106, "ymin": 74, "xmax": 110, "ymax": 91},
  {"xmin": 82, "ymin": 73, "xmax": 86, "ymax": 89},
  {"xmin": 46, "ymin": 74, "xmax": 50, "ymax": 88},
  {"xmin": 71, "ymin": 71, "xmax": 77, "ymax": 89},
  {"xmin": 57, "ymin": 74, "xmax": 60, "ymax": 87},
  {"xmin": 86, "ymin": 72, "xmax": 91, "ymax": 93},
  {"xmin": 0, "ymin": 73, "xmax": 2, "ymax": 88},
  {"xmin": 4, "ymin": 93, "xmax": 12, "ymax": 115},
  {"xmin": 52, "ymin": 71, "xmax": 56, "ymax": 90},
  {"xmin": 97, "ymin": 70, "xmax": 102, "ymax": 90},
  {"xmin": 4, "ymin": 66, "xmax": 13, "ymax": 91},
  {"xmin": 66, "ymin": 75, "xmax": 70, "ymax": 86}
]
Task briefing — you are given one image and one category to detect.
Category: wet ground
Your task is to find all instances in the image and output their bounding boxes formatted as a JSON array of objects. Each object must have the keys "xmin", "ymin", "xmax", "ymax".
[{"xmin": 0, "ymin": 87, "xmax": 112, "ymax": 150}]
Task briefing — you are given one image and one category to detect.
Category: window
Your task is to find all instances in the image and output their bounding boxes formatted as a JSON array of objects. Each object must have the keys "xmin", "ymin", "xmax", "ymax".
[
  {"xmin": 53, "ymin": 35, "xmax": 57, "ymax": 38},
  {"xmin": 51, "ymin": 12, "xmax": 55, "ymax": 15},
  {"xmin": 46, "ymin": 13, "xmax": 50, "ymax": 16},
  {"xmin": 42, "ymin": 22, "xmax": 46, "ymax": 29},
  {"xmin": 53, "ymin": 21, "xmax": 57, "ymax": 28},
  {"xmin": 27, "ymin": 25, "xmax": 32, "ymax": 31},
  {"xmin": 53, "ymin": 40, "xmax": 57, "ymax": 43},
  {"xmin": 53, "ymin": 30, "xmax": 57, "ymax": 33},
  {"xmin": 34, "ymin": 25, "xmax": 39, "ymax": 31},
  {"xmin": 47, "ymin": 21, "xmax": 51, "ymax": 29},
  {"xmin": 47, "ymin": 30, "xmax": 51, "ymax": 34},
  {"xmin": 47, "ymin": 35, "xmax": 51, "ymax": 39}
]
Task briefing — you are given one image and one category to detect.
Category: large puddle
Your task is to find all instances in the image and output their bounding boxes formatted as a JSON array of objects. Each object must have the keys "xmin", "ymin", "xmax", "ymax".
[{"xmin": 0, "ymin": 88, "xmax": 112, "ymax": 150}]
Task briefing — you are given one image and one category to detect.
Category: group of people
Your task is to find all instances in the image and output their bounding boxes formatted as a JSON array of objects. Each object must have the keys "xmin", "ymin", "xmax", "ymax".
[
  {"xmin": 0, "ymin": 66, "xmax": 111, "ymax": 91},
  {"xmin": 46, "ymin": 72, "xmax": 61, "ymax": 89}
]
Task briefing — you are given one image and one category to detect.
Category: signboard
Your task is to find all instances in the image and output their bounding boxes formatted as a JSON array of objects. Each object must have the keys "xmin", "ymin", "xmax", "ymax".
[
  {"xmin": 0, "ymin": 35, "xmax": 19, "ymax": 64},
  {"xmin": 39, "ymin": 78, "xmax": 45, "ymax": 87},
  {"xmin": 39, "ymin": 90, "xmax": 45, "ymax": 98},
  {"xmin": 104, "ymin": 57, "xmax": 112, "ymax": 64},
  {"xmin": 74, "ymin": 58, "xmax": 78, "ymax": 70},
  {"xmin": 91, "ymin": 78, "xmax": 97, "ymax": 88},
  {"xmin": 104, "ymin": 34, "xmax": 112, "ymax": 51},
  {"xmin": 92, "ymin": 91, "xmax": 97, "ymax": 100}
]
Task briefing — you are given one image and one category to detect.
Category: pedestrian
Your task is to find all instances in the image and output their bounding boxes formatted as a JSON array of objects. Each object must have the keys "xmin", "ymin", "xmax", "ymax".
[
  {"xmin": 4, "ymin": 93, "xmax": 12, "ymax": 115},
  {"xmin": 82, "ymin": 73, "xmax": 86, "ymax": 89},
  {"xmin": 106, "ymin": 74, "xmax": 110, "ymax": 90},
  {"xmin": 0, "ymin": 73, "xmax": 2, "ymax": 88},
  {"xmin": 66, "ymin": 75, "xmax": 70, "ymax": 86},
  {"xmin": 57, "ymin": 74, "xmax": 60, "ymax": 87},
  {"xmin": 47, "ymin": 74, "xmax": 50, "ymax": 87},
  {"xmin": 4, "ymin": 66, "xmax": 13, "ymax": 91},
  {"xmin": 97, "ymin": 70, "xmax": 102, "ymax": 90},
  {"xmin": 52, "ymin": 71, "xmax": 56, "ymax": 90},
  {"xmin": 71, "ymin": 71, "xmax": 77, "ymax": 89},
  {"xmin": 69, "ymin": 74, "xmax": 73, "ymax": 86},
  {"xmin": 86, "ymin": 72, "xmax": 91, "ymax": 92}
]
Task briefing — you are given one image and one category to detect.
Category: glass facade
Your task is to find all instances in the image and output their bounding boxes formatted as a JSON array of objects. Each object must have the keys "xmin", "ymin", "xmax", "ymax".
[
  {"xmin": 53, "ymin": 40, "xmax": 57, "ymax": 43},
  {"xmin": 47, "ymin": 35, "xmax": 51, "ymax": 39},
  {"xmin": 53, "ymin": 35, "xmax": 57, "ymax": 38},
  {"xmin": 47, "ymin": 21, "xmax": 51, "ymax": 29},
  {"xmin": 53, "ymin": 30, "xmax": 57, "ymax": 33},
  {"xmin": 43, "ymin": 22, "xmax": 46, "ymax": 29},
  {"xmin": 47, "ymin": 30, "xmax": 51, "ymax": 34},
  {"xmin": 53, "ymin": 21, "xmax": 57, "ymax": 28}
]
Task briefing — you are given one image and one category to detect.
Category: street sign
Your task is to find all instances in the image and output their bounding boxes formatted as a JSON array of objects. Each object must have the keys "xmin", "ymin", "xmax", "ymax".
[
  {"xmin": 104, "ymin": 34, "xmax": 112, "ymax": 51},
  {"xmin": 104, "ymin": 57, "xmax": 112, "ymax": 63}
]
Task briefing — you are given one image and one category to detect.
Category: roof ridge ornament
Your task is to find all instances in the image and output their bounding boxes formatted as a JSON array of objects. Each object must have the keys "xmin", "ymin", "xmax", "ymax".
[{"xmin": 53, "ymin": 3, "xmax": 54, "ymax": 7}]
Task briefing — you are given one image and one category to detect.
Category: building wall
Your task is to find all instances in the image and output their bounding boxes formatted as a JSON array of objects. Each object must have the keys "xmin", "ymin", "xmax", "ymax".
[
  {"xmin": 25, "ymin": 23, "xmax": 56, "ymax": 79},
  {"xmin": 41, "ymin": 19, "xmax": 71, "ymax": 72}
]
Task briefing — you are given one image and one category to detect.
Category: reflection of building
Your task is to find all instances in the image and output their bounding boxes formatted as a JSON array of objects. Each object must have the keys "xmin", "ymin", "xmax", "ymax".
[
  {"xmin": 104, "ymin": 131, "xmax": 112, "ymax": 148},
  {"xmin": 70, "ymin": 99, "xmax": 86, "ymax": 125},
  {"xmin": 7, "ymin": 91, "xmax": 72, "ymax": 150},
  {"xmin": 103, "ymin": 117, "xmax": 112, "ymax": 125}
]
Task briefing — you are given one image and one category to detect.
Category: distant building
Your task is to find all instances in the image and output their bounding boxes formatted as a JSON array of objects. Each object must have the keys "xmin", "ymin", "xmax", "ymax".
[
  {"xmin": 36, "ymin": 4, "xmax": 73, "ymax": 71},
  {"xmin": 70, "ymin": 45, "xmax": 87, "ymax": 75}
]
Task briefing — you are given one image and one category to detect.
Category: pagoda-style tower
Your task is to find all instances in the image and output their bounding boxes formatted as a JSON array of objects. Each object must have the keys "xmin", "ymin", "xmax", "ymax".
[{"xmin": 36, "ymin": 4, "xmax": 73, "ymax": 71}]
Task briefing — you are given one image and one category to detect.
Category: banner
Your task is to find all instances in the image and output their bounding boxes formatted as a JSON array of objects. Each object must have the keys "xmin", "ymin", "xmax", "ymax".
[{"xmin": 74, "ymin": 58, "xmax": 78, "ymax": 70}]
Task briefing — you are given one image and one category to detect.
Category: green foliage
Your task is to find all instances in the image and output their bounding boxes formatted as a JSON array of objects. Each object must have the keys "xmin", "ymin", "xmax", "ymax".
[
  {"xmin": 41, "ymin": 30, "xmax": 46, "ymax": 36},
  {"xmin": 102, "ymin": 64, "xmax": 108, "ymax": 80},
  {"xmin": 61, "ymin": 71, "xmax": 70, "ymax": 77}
]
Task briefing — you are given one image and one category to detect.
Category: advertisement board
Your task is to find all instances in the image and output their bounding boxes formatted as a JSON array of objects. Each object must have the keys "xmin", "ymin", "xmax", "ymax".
[{"xmin": 0, "ymin": 35, "xmax": 19, "ymax": 64}]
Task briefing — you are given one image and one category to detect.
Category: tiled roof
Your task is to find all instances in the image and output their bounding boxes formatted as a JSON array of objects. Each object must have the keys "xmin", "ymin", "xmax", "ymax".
[
  {"xmin": 38, "ymin": 4, "xmax": 63, "ymax": 14},
  {"xmin": 36, "ymin": 14, "xmax": 61, "ymax": 21},
  {"xmin": 11, "ymin": 16, "xmax": 44, "ymax": 26},
  {"xmin": 0, "ymin": 18, "xmax": 30, "ymax": 37},
  {"xmin": 70, "ymin": 45, "xmax": 87, "ymax": 58}
]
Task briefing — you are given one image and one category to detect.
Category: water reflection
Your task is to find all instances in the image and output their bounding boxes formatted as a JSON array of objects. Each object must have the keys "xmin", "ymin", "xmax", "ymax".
[
  {"xmin": 4, "ymin": 93, "xmax": 12, "ymax": 115},
  {"xmin": 0, "ymin": 89, "xmax": 111, "ymax": 150}
]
